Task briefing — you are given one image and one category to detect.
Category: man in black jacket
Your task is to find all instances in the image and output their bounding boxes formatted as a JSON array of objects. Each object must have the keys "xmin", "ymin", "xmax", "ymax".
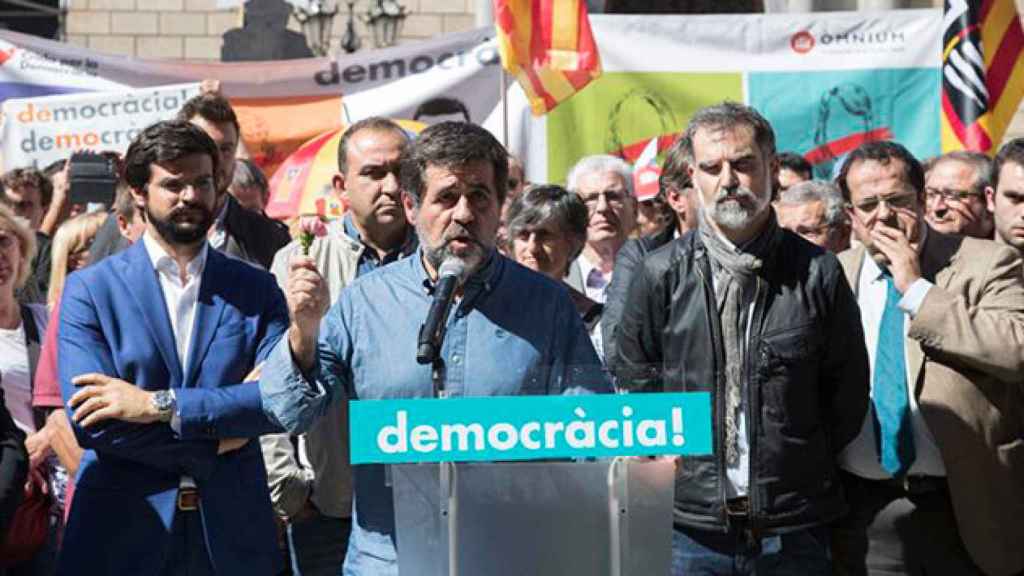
[
  {"xmin": 178, "ymin": 94, "xmax": 290, "ymax": 269},
  {"xmin": 613, "ymin": 102, "xmax": 869, "ymax": 575},
  {"xmin": 602, "ymin": 135, "xmax": 696, "ymax": 368}
]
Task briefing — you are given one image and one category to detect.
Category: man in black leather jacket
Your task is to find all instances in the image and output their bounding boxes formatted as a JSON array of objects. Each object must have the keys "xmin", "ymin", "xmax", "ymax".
[{"xmin": 612, "ymin": 102, "xmax": 869, "ymax": 575}]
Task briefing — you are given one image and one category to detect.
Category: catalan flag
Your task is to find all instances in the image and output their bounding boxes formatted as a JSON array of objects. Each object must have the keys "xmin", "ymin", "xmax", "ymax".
[
  {"xmin": 940, "ymin": 0, "xmax": 1024, "ymax": 154},
  {"xmin": 493, "ymin": 0, "xmax": 602, "ymax": 116}
]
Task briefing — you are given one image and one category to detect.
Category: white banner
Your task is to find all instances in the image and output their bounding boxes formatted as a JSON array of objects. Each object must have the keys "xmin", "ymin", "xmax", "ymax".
[{"xmin": 1, "ymin": 83, "xmax": 201, "ymax": 169}]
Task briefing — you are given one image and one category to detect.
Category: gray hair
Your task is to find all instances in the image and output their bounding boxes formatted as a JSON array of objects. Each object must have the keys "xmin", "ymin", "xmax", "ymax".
[
  {"xmin": 778, "ymin": 180, "xmax": 847, "ymax": 227},
  {"xmin": 504, "ymin": 184, "xmax": 588, "ymax": 275},
  {"xmin": 932, "ymin": 151, "xmax": 993, "ymax": 194},
  {"xmin": 566, "ymin": 154, "xmax": 634, "ymax": 197},
  {"xmin": 231, "ymin": 158, "xmax": 268, "ymax": 195},
  {"xmin": 682, "ymin": 101, "xmax": 776, "ymax": 165}
]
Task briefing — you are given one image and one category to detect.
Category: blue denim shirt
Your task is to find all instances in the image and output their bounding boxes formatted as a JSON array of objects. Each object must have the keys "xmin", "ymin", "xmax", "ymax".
[
  {"xmin": 261, "ymin": 249, "xmax": 611, "ymax": 541},
  {"xmin": 342, "ymin": 213, "xmax": 416, "ymax": 276}
]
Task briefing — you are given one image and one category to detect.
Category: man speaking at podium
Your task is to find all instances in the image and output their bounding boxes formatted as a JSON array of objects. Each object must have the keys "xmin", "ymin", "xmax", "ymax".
[{"xmin": 261, "ymin": 121, "xmax": 611, "ymax": 575}]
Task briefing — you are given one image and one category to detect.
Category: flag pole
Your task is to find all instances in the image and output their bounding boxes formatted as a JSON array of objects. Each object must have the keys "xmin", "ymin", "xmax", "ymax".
[{"xmin": 500, "ymin": 69, "xmax": 510, "ymax": 148}]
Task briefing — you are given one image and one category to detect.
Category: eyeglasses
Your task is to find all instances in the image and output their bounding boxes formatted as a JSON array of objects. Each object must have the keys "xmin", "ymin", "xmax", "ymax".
[
  {"xmin": 925, "ymin": 187, "xmax": 984, "ymax": 205},
  {"xmin": 579, "ymin": 190, "xmax": 626, "ymax": 210},
  {"xmin": 849, "ymin": 191, "xmax": 918, "ymax": 215}
]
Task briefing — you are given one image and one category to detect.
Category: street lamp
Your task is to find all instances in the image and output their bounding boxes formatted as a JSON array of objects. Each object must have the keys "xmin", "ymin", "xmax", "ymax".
[
  {"xmin": 294, "ymin": 0, "xmax": 339, "ymax": 57},
  {"xmin": 363, "ymin": 0, "xmax": 407, "ymax": 49}
]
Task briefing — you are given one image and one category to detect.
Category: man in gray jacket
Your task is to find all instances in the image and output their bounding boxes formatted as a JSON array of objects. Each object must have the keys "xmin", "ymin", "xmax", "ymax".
[{"xmin": 261, "ymin": 117, "xmax": 416, "ymax": 576}]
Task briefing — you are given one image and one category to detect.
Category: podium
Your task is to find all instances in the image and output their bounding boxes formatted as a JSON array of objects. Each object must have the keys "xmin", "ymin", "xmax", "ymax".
[{"xmin": 390, "ymin": 458, "xmax": 674, "ymax": 575}]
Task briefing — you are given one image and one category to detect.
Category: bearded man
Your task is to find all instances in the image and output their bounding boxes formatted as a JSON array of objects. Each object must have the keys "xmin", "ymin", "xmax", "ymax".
[
  {"xmin": 260, "ymin": 121, "xmax": 610, "ymax": 575},
  {"xmin": 613, "ymin": 102, "xmax": 869, "ymax": 576}
]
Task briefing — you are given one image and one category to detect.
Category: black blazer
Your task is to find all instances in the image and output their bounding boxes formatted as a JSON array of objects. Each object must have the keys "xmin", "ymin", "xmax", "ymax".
[
  {"xmin": 0, "ymin": 385, "xmax": 28, "ymax": 539},
  {"xmin": 221, "ymin": 195, "xmax": 292, "ymax": 270}
]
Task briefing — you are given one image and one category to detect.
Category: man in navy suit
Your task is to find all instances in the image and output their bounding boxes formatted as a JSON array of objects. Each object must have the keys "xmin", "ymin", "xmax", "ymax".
[{"xmin": 56, "ymin": 121, "xmax": 290, "ymax": 575}]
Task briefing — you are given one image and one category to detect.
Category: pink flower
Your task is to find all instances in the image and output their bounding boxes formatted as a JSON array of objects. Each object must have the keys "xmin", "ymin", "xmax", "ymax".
[{"xmin": 298, "ymin": 215, "xmax": 328, "ymax": 255}]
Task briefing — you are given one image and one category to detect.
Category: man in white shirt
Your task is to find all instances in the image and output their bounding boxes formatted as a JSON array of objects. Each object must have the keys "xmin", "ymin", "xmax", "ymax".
[
  {"xmin": 832, "ymin": 140, "xmax": 1024, "ymax": 576},
  {"xmin": 56, "ymin": 120, "xmax": 291, "ymax": 576},
  {"xmin": 564, "ymin": 154, "xmax": 636, "ymax": 303}
]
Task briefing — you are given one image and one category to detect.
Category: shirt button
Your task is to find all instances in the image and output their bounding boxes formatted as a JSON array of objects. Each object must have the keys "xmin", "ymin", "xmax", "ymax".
[{"xmin": 452, "ymin": 355, "xmax": 461, "ymax": 365}]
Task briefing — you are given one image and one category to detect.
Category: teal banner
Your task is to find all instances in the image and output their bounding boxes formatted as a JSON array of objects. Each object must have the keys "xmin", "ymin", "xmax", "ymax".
[{"xmin": 349, "ymin": 393, "xmax": 713, "ymax": 464}]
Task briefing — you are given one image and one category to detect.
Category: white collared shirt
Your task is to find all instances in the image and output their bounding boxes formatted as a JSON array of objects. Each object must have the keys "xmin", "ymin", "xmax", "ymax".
[
  {"xmin": 576, "ymin": 253, "xmax": 611, "ymax": 304},
  {"xmin": 838, "ymin": 250, "xmax": 946, "ymax": 479},
  {"xmin": 142, "ymin": 233, "xmax": 208, "ymax": 376},
  {"xmin": 142, "ymin": 233, "xmax": 208, "ymax": 490}
]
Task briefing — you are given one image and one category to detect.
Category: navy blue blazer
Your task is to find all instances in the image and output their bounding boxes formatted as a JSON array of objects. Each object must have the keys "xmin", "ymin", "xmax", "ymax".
[{"xmin": 56, "ymin": 240, "xmax": 290, "ymax": 575}]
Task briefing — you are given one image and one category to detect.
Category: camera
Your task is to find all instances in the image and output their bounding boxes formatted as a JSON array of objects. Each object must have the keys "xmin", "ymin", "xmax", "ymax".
[{"xmin": 68, "ymin": 152, "xmax": 118, "ymax": 207}]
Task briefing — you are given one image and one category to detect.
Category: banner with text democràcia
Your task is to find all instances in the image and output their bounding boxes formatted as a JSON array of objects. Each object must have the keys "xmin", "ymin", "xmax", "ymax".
[
  {"xmin": 0, "ymin": 27, "xmax": 501, "ymax": 176},
  {"xmin": 483, "ymin": 10, "xmax": 944, "ymax": 186},
  {"xmin": 349, "ymin": 393, "xmax": 713, "ymax": 464},
  {"xmin": 1, "ymin": 82, "xmax": 201, "ymax": 169}
]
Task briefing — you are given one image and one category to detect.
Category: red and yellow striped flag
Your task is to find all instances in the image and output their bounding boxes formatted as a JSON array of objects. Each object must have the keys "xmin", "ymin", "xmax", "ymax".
[
  {"xmin": 493, "ymin": 0, "xmax": 603, "ymax": 116},
  {"xmin": 940, "ymin": 0, "xmax": 1024, "ymax": 154}
]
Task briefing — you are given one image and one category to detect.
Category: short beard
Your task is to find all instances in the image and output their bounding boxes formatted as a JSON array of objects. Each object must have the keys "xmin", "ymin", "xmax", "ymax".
[
  {"xmin": 417, "ymin": 220, "xmax": 489, "ymax": 277},
  {"xmin": 702, "ymin": 183, "xmax": 770, "ymax": 231},
  {"xmin": 147, "ymin": 205, "xmax": 213, "ymax": 246}
]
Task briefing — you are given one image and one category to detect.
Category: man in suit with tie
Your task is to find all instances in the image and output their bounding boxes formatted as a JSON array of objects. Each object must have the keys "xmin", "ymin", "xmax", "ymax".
[
  {"xmin": 832, "ymin": 140, "xmax": 1024, "ymax": 576},
  {"xmin": 56, "ymin": 120, "xmax": 291, "ymax": 576}
]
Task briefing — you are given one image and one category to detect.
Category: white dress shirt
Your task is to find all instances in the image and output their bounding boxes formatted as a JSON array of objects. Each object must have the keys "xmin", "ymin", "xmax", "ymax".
[
  {"xmin": 838, "ymin": 250, "xmax": 947, "ymax": 479},
  {"xmin": 576, "ymin": 253, "xmax": 611, "ymax": 304},
  {"xmin": 142, "ymin": 233, "xmax": 208, "ymax": 488}
]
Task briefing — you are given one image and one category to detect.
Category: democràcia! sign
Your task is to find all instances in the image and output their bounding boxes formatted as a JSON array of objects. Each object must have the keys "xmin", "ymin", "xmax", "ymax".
[{"xmin": 349, "ymin": 393, "xmax": 712, "ymax": 465}]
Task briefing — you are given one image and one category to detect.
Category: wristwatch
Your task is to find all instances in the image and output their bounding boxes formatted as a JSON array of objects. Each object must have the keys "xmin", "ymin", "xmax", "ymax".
[{"xmin": 152, "ymin": 389, "xmax": 176, "ymax": 423}]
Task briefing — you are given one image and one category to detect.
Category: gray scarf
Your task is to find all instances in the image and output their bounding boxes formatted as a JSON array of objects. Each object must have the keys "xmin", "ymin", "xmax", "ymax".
[{"xmin": 699, "ymin": 210, "xmax": 782, "ymax": 466}]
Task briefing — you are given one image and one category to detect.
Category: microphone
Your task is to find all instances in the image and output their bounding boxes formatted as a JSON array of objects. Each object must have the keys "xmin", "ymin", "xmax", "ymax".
[{"xmin": 416, "ymin": 257, "xmax": 467, "ymax": 365}]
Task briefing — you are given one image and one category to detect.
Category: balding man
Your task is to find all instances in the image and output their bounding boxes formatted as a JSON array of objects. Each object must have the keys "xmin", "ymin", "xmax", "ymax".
[{"xmin": 924, "ymin": 151, "xmax": 994, "ymax": 239}]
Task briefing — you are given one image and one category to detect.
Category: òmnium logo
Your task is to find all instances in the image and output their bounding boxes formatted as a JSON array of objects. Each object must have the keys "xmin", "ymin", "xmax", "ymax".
[
  {"xmin": 789, "ymin": 26, "xmax": 907, "ymax": 55},
  {"xmin": 791, "ymin": 31, "xmax": 815, "ymax": 54}
]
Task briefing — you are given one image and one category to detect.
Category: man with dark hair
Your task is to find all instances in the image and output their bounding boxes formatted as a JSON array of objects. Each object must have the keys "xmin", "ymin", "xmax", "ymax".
[
  {"xmin": 261, "ymin": 121, "xmax": 610, "ymax": 575},
  {"xmin": 2, "ymin": 168, "xmax": 54, "ymax": 303},
  {"xmin": 923, "ymin": 151, "xmax": 994, "ymax": 238},
  {"xmin": 776, "ymin": 151, "xmax": 812, "ymax": 195},
  {"xmin": 56, "ymin": 120, "xmax": 291, "ymax": 576},
  {"xmin": 833, "ymin": 140, "xmax": 1024, "ymax": 576},
  {"xmin": 177, "ymin": 93, "xmax": 289, "ymax": 269},
  {"xmin": 87, "ymin": 183, "xmax": 147, "ymax": 266},
  {"xmin": 261, "ymin": 116, "xmax": 415, "ymax": 576},
  {"xmin": 615, "ymin": 101, "xmax": 868, "ymax": 575},
  {"xmin": 412, "ymin": 96, "xmax": 472, "ymax": 125},
  {"xmin": 229, "ymin": 158, "xmax": 271, "ymax": 214},
  {"xmin": 986, "ymin": 138, "xmax": 1024, "ymax": 255},
  {"xmin": 602, "ymin": 135, "xmax": 695, "ymax": 369}
]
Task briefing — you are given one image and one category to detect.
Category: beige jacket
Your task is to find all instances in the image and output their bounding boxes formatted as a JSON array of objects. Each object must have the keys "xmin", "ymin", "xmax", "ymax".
[
  {"xmin": 838, "ymin": 229, "xmax": 1024, "ymax": 576},
  {"xmin": 259, "ymin": 221, "xmax": 364, "ymax": 520}
]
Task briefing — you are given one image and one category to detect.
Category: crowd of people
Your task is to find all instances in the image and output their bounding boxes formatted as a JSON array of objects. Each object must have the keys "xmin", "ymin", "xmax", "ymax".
[{"xmin": 0, "ymin": 90, "xmax": 1020, "ymax": 576}]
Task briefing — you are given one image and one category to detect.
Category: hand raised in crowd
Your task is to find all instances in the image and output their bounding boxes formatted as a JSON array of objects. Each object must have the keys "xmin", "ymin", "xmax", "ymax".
[
  {"xmin": 286, "ymin": 255, "xmax": 329, "ymax": 371},
  {"xmin": 69, "ymin": 373, "xmax": 161, "ymax": 427},
  {"xmin": 871, "ymin": 223, "xmax": 922, "ymax": 294}
]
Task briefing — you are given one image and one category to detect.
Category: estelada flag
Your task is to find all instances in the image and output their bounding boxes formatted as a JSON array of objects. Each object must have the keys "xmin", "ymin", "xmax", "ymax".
[
  {"xmin": 493, "ymin": 0, "xmax": 602, "ymax": 116},
  {"xmin": 940, "ymin": 0, "xmax": 1024, "ymax": 154}
]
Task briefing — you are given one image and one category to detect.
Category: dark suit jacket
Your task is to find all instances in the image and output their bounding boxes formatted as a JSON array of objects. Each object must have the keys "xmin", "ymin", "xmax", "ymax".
[
  {"xmin": 838, "ymin": 229, "xmax": 1024, "ymax": 576},
  {"xmin": 601, "ymin": 225, "xmax": 676, "ymax": 368},
  {"xmin": 56, "ymin": 241, "xmax": 291, "ymax": 575},
  {"xmin": 221, "ymin": 195, "xmax": 291, "ymax": 270},
  {"xmin": 0, "ymin": 387, "xmax": 28, "ymax": 539}
]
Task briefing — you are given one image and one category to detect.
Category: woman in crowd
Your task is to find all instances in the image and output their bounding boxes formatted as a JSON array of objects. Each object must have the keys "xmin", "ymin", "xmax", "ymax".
[
  {"xmin": 46, "ymin": 211, "xmax": 106, "ymax": 309},
  {"xmin": 504, "ymin": 184, "xmax": 605, "ymax": 360},
  {"xmin": 0, "ymin": 204, "xmax": 54, "ymax": 574}
]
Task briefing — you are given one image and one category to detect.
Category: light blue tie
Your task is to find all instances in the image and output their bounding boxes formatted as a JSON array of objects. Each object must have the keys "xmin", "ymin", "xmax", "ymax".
[{"xmin": 874, "ymin": 273, "xmax": 915, "ymax": 477}]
